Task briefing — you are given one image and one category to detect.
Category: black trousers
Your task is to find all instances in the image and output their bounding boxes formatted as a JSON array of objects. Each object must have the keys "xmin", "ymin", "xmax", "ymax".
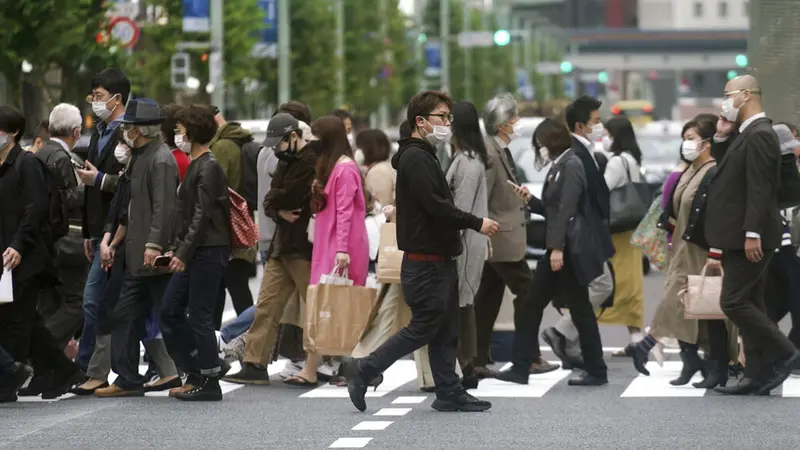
[
  {"xmin": 473, "ymin": 259, "xmax": 533, "ymax": 366},
  {"xmin": 214, "ymin": 258, "xmax": 256, "ymax": 329},
  {"xmin": 361, "ymin": 257, "xmax": 461, "ymax": 396},
  {"xmin": 512, "ymin": 251, "xmax": 607, "ymax": 377},
  {"xmin": 0, "ymin": 345, "xmax": 14, "ymax": 375},
  {"xmin": 765, "ymin": 245, "xmax": 800, "ymax": 349},
  {"xmin": 0, "ymin": 277, "xmax": 75, "ymax": 376},
  {"xmin": 38, "ymin": 262, "xmax": 88, "ymax": 349},
  {"xmin": 720, "ymin": 250, "xmax": 795, "ymax": 378},
  {"xmin": 109, "ymin": 272, "xmax": 171, "ymax": 389}
]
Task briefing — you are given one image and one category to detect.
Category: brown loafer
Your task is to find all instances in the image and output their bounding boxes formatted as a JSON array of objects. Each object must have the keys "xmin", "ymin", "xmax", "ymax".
[
  {"xmin": 95, "ymin": 384, "xmax": 144, "ymax": 398},
  {"xmin": 529, "ymin": 359, "xmax": 560, "ymax": 374}
]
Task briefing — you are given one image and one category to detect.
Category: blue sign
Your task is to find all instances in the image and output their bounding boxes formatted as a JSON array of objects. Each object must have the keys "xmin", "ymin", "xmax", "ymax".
[
  {"xmin": 585, "ymin": 82, "xmax": 598, "ymax": 98},
  {"xmin": 182, "ymin": 0, "xmax": 210, "ymax": 33},
  {"xmin": 424, "ymin": 41, "xmax": 441, "ymax": 77},
  {"xmin": 258, "ymin": 0, "xmax": 278, "ymax": 44},
  {"xmin": 563, "ymin": 78, "xmax": 575, "ymax": 98}
]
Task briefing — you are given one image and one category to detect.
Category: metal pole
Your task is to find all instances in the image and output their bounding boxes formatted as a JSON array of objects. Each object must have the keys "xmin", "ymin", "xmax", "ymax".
[
  {"xmin": 463, "ymin": 6, "xmax": 473, "ymax": 101},
  {"xmin": 415, "ymin": 0, "xmax": 424, "ymax": 92},
  {"xmin": 277, "ymin": 0, "xmax": 291, "ymax": 104},
  {"xmin": 335, "ymin": 0, "xmax": 345, "ymax": 108},
  {"xmin": 210, "ymin": 0, "xmax": 224, "ymax": 108},
  {"xmin": 379, "ymin": 0, "xmax": 390, "ymax": 128},
  {"xmin": 440, "ymin": 0, "xmax": 450, "ymax": 93},
  {"xmin": 511, "ymin": 15, "xmax": 520, "ymax": 84}
]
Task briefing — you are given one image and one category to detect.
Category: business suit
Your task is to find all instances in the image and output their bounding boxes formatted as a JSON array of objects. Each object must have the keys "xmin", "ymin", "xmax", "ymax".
[
  {"xmin": 473, "ymin": 136, "xmax": 534, "ymax": 368},
  {"xmin": 704, "ymin": 115, "xmax": 796, "ymax": 388},
  {"xmin": 499, "ymin": 150, "xmax": 607, "ymax": 383}
]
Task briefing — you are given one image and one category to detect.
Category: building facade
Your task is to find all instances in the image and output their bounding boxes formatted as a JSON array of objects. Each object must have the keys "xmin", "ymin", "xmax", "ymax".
[{"xmin": 638, "ymin": 0, "xmax": 749, "ymax": 30}]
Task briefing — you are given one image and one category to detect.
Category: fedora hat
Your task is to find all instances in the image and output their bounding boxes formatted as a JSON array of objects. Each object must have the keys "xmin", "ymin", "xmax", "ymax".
[{"xmin": 119, "ymin": 98, "xmax": 165, "ymax": 125}]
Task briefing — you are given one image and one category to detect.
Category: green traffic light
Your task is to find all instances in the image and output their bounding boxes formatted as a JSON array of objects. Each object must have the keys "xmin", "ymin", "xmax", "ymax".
[
  {"xmin": 727, "ymin": 70, "xmax": 738, "ymax": 80},
  {"xmin": 597, "ymin": 71, "xmax": 608, "ymax": 84},
  {"xmin": 493, "ymin": 30, "xmax": 511, "ymax": 46},
  {"xmin": 418, "ymin": 32, "xmax": 427, "ymax": 43},
  {"xmin": 735, "ymin": 54, "xmax": 748, "ymax": 68},
  {"xmin": 560, "ymin": 61, "xmax": 573, "ymax": 73}
]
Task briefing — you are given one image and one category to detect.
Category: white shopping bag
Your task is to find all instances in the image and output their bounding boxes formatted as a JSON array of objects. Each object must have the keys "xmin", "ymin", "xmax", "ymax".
[
  {"xmin": 365, "ymin": 273, "xmax": 380, "ymax": 290},
  {"xmin": 319, "ymin": 265, "xmax": 353, "ymax": 286},
  {"xmin": 0, "ymin": 266, "xmax": 13, "ymax": 304}
]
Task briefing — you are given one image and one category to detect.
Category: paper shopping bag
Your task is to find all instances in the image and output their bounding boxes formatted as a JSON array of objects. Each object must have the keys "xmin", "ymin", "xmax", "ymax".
[
  {"xmin": 304, "ymin": 283, "xmax": 378, "ymax": 355},
  {"xmin": 377, "ymin": 223, "xmax": 403, "ymax": 284},
  {"xmin": 0, "ymin": 268, "xmax": 13, "ymax": 304}
]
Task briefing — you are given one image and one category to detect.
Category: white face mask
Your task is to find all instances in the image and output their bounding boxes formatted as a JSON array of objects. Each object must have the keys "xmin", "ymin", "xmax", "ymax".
[
  {"xmin": 0, "ymin": 133, "xmax": 8, "ymax": 150},
  {"xmin": 508, "ymin": 122, "xmax": 523, "ymax": 140},
  {"xmin": 422, "ymin": 120, "xmax": 452, "ymax": 146},
  {"xmin": 123, "ymin": 128, "xmax": 137, "ymax": 148},
  {"xmin": 92, "ymin": 96, "xmax": 117, "ymax": 121},
  {"xmin": 586, "ymin": 123, "xmax": 605, "ymax": 141},
  {"xmin": 174, "ymin": 134, "xmax": 191, "ymax": 153},
  {"xmin": 721, "ymin": 97, "xmax": 741, "ymax": 122},
  {"xmin": 347, "ymin": 132, "xmax": 356, "ymax": 148},
  {"xmin": 114, "ymin": 144, "xmax": 131, "ymax": 164},
  {"xmin": 681, "ymin": 139, "xmax": 705, "ymax": 161},
  {"xmin": 602, "ymin": 135, "xmax": 612, "ymax": 152}
]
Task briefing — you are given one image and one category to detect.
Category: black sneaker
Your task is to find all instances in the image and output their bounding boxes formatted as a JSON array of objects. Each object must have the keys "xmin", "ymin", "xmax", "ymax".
[
  {"xmin": 431, "ymin": 392, "xmax": 492, "ymax": 412},
  {"xmin": 0, "ymin": 363, "xmax": 34, "ymax": 403},
  {"xmin": 174, "ymin": 377, "xmax": 223, "ymax": 402},
  {"xmin": 221, "ymin": 363, "xmax": 270, "ymax": 385}
]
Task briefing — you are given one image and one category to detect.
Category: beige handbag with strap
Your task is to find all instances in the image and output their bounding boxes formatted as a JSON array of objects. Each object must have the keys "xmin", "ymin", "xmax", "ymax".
[{"xmin": 681, "ymin": 263, "xmax": 726, "ymax": 320}]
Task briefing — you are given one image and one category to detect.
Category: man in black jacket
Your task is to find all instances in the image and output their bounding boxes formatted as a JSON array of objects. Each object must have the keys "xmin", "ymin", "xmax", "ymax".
[
  {"xmin": 705, "ymin": 75, "xmax": 799, "ymax": 396},
  {"xmin": 341, "ymin": 91, "xmax": 499, "ymax": 413},
  {"xmin": 75, "ymin": 68, "xmax": 129, "ymax": 372}
]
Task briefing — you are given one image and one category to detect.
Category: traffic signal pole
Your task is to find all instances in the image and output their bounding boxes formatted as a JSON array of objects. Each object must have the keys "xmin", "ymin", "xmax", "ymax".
[
  {"xmin": 463, "ymin": 5, "xmax": 473, "ymax": 101},
  {"xmin": 440, "ymin": 0, "xmax": 450, "ymax": 92}
]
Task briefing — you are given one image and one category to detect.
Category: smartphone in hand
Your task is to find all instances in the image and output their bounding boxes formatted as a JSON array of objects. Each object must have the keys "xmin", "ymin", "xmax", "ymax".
[{"xmin": 153, "ymin": 255, "xmax": 171, "ymax": 268}]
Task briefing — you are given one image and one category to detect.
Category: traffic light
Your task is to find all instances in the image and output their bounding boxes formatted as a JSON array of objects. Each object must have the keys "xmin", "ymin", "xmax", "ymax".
[
  {"xmin": 560, "ymin": 61, "xmax": 573, "ymax": 74},
  {"xmin": 418, "ymin": 32, "xmax": 427, "ymax": 44},
  {"xmin": 597, "ymin": 71, "xmax": 609, "ymax": 84},
  {"xmin": 735, "ymin": 54, "xmax": 748, "ymax": 68},
  {"xmin": 171, "ymin": 52, "xmax": 190, "ymax": 89},
  {"xmin": 727, "ymin": 70, "xmax": 738, "ymax": 80},
  {"xmin": 493, "ymin": 30, "xmax": 511, "ymax": 46}
]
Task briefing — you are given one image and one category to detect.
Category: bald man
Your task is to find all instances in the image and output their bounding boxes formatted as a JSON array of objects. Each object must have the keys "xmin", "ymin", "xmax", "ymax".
[{"xmin": 704, "ymin": 75, "xmax": 799, "ymax": 396}]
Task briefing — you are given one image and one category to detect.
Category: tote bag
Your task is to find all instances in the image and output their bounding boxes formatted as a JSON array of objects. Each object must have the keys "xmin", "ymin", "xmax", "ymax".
[
  {"xmin": 609, "ymin": 156, "xmax": 651, "ymax": 234},
  {"xmin": 681, "ymin": 264, "xmax": 725, "ymax": 320}
]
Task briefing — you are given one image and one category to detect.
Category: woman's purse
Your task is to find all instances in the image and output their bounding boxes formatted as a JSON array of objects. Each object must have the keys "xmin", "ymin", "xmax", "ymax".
[
  {"xmin": 680, "ymin": 263, "xmax": 726, "ymax": 320},
  {"xmin": 630, "ymin": 195, "xmax": 668, "ymax": 272},
  {"xmin": 609, "ymin": 156, "xmax": 651, "ymax": 233}
]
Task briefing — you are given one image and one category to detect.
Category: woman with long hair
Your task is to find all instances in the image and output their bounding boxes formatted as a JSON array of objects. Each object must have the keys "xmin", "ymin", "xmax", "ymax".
[{"xmin": 600, "ymin": 116, "xmax": 647, "ymax": 355}]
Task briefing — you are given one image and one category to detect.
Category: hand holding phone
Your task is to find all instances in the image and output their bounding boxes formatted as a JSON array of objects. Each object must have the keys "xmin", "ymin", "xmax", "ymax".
[
  {"xmin": 71, "ymin": 160, "xmax": 86, "ymax": 170},
  {"xmin": 507, "ymin": 180, "xmax": 532, "ymax": 202},
  {"xmin": 153, "ymin": 255, "xmax": 171, "ymax": 268}
]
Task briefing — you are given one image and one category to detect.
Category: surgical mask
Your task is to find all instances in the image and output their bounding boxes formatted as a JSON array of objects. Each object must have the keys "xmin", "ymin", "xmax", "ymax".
[
  {"xmin": 681, "ymin": 139, "xmax": 705, "ymax": 161},
  {"xmin": 586, "ymin": 123, "xmax": 605, "ymax": 141},
  {"xmin": 602, "ymin": 135, "xmax": 612, "ymax": 152},
  {"xmin": 175, "ymin": 135, "xmax": 191, "ymax": 153},
  {"xmin": 114, "ymin": 144, "xmax": 131, "ymax": 164},
  {"xmin": 721, "ymin": 97, "xmax": 741, "ymax": 122},
  {"xmin": 423, "ymin": 120, "xmax": 452, "ymax": 146},
  {"xmin": 123, "ymin": 128, "xmax": 137, "ymax": 148},
  {"xmin": 347, "ymin": 133, "xmax": 355, "ymax": 148},
  {"xmin": 0, "ymin": 133, "xmax": 8, "ymax": 150},
  {"xmin": 92, "ymin": 96, "xmax": 116, "ymax": 121},
  {"xmin": 509, "ymin": 122, "xmax": 524, "ymax": 140}
]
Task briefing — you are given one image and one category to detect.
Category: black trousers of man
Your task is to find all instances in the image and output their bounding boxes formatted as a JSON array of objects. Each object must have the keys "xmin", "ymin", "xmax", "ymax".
[
  {"xmin": 213, "ymin": 259, "xmax": 256, "ymax": 329},
  {"xmin": 510, "ymin": 251, "xmax": 606, "ymax": 377},
  {"xmin": 764, "ymin": 246, "xmax": 800, "ymax": 349},
  {"xmin": 720, "ymin": 251, "xmax": 796, "ymax": 379},
  {"xmin": 472, "ymin": 260, "xmax": 532, "ymax": 367},
  {"xmin": 359, "ymin": 256, "xmax": 461, "ymax": 397},
  {"xmin": 109, "ymin": 272, "xmax": 171, "ymax": 390}
]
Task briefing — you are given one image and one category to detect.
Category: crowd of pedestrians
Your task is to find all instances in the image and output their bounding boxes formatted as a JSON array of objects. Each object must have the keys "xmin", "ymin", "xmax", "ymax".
[{"xmin": 1, "ymin": 68, "xmax": 799, "ymax": 412}]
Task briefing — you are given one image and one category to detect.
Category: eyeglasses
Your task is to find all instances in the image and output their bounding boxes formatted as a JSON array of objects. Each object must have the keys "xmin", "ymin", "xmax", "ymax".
[{"xmin": 427, "ymin": 113, "xmax": 454, "ymax": 123}]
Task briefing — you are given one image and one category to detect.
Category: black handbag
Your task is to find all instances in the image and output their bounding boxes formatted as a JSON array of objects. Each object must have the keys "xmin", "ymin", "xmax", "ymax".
[
  {"xmin": 609, "ymin": 156, "xmax": 651, "ymax": 234},
  {"xmin": 778, "ymin": 153, "xmax": 800, "ymax": 209}
]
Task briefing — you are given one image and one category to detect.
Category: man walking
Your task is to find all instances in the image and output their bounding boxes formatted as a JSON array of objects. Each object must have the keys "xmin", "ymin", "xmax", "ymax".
[
  {"xmin": 341, "ymin": 91, "xmax": 500, "ymax": 413},
  {"xmin": 705, "ymin": 75, "xmax": 799, "ymax": 396}
]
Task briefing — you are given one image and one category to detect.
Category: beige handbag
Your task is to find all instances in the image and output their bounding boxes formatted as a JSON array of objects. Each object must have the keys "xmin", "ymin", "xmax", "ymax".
[{"xmin": 681, "ymin": 263, "xmax": 726, "ymax": 320}]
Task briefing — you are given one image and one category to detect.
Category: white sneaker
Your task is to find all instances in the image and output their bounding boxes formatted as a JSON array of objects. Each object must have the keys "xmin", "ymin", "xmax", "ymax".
[
  {"xmin": 317, "ymin": 360, "xmax": 340, "ymax": 379},
  {"xmin": 279, "ymin": 361, "xmax": 304, "ymax": 379}
]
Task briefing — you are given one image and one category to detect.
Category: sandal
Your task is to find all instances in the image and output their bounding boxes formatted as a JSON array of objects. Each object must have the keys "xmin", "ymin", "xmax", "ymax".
[{"xmin": 283, "ymin": 375, "xmax": 319, "ymax": 387}]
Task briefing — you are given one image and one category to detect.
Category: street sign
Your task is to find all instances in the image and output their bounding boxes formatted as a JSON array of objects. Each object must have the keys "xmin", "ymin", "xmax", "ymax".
[
  {"xmin": 516, "ymin": 69, "xmax": 535, "ymax": 100},
  {"xmin": 253, "ymin": 0, "xmax": 278, "ymax": 59},
  {"xmin": 108, "ymin": 17, "xmax": 140, "ymax": 49},
  {"xmin": 535, "ymin": 62, "xmax": 563, "ymax": 75},
  {"xmin": 109, "ymin": 1, "xmax": 139, "ymax": 19},
  {"xmin": 424, "ymin": 40, "xmax": 441, "ymax": 77},
  {"xmin": 585, "ymin": 81, "xmax": 598, "ymax": 97},
  {"xmin": 182, "ymin": 0, "xmax": 210, "ymax": 33},
  {"xmin": 563, "ymin": 78, "xmax": 575, "ymax": 98},
  {"xmin": 457, "ymin": 31, "xmax": 494, "ymax": 48}
]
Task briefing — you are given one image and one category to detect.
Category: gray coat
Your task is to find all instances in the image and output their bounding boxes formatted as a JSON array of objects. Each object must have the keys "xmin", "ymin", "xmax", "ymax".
[
  {"xmin": 257, "ymin": 147, "xmax": 279, "ymax": 251},
  {"xmin": 446, "ymin": 151, "xmax": 488, "ymax": 307},
  {"xmin": 125, "ymin": 139, "xmax": 179, "ymax": 276},
  {"xmin": 484, "ymin": 137, "xmax": 527, "ymax": 262}
]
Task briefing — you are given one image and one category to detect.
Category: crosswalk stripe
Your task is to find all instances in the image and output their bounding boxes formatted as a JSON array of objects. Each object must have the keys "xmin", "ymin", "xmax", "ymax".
[
  {"xmin": 300, "ymin": 360, "xmax": 417, "ymax": 398},
  {"xmin": 779, "ymin": 376, "xmax": 800, "ymax": 397},
  {"xmin": 470, "ymin": 362, "xmax": 573, "ymax": 398},
  {"xmin": 620, "ymin": 362, "xmax": 707, "ymax": 397}
]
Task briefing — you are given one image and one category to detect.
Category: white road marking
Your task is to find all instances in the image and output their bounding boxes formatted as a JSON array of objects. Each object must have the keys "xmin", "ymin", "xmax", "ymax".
[
  {"xmin": 620, "ymin": 362, "xmax": 706, "ymax": 397},
  {"xmin": 778, "ymin": 376, "xmax": 800, "ymax": 397},
  {"xmin": 373, "ymin": 407, "xmax": 412, "ymax": 416},
  {"xmin": 391, "ymin": 396, "xmax": 427, "ymax": 404},
  {"xmin": 470, "ymin": 361, "xmax": 571, "ymax": 398},
  {"xmin": 351, "ymin": 421, "xmax": 394, "ymax": 431},
  {"xmin": 300, "ymin": 360, "xmax": 417, "ymax": 398},
  {"xmin": 329, "ymin": 437, "xmax": 372, "ymax": 448}
]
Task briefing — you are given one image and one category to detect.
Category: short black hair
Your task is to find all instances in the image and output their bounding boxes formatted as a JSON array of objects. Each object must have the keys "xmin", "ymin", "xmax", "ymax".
[
  {"xmin": 91, "ymin": 68, "xmax": 131, "ymax": 104},
  {"xmin": 276, "ymin": 100, "xmax": 312, "ymax": 124},
  {"xmin": 533, "ymin": 117, "xmax": 572, "ymax": 170},
  {"xmin": 35, "ymin": 120, "xmax": 50, "ymax": 142},
  {"xmin": 399, "ymin": 120, "xmax": 412, "ymax": 139},
  {"xmin": 565, "ymin": 95, "xmax": 602, "ymax": 132},
  {"xmin": 161, "ymin": 104, "xmax": 184, "ymax": 148},
  {"xmin": 176, "ymin": 105, "xmax": 218, "ymax": 146},
  {"xmin": 406, "ymin": 91, "xmax": 452, "ymax": 132},
  {"xmin": 330, "ymin": 109, "xmax": 351, "ymax": 121},
  {"xmin": 0, "ymin": 105, "xmax": 26, "ymax": 143}
]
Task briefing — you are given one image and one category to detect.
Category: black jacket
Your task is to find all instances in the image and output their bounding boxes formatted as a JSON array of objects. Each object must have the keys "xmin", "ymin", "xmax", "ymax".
[
  {"xmin": 572, "ymin": 136, "xmax": 611, "ymax": 221},
  {"xmin": 0, "ymin": 145, "xmax": 55, "ymax": 283},
  {"xmin": 105, "ymin": 170, "xmax": 132, "ymax": 236},
  {"xmin": 658, "ymin": 164, "xmax": 717, "ymax": 251},
  {"xmin": 36, "ymin": 139, "xmax": 83, "ymax": 223},
  {"xmin": 171, "ymin": 152, "xmax": 231, "ymax": 263},
  {"xmin": 705, "ymin": 117, "xmax": 784, "ymax": 250},
  {"xmin": 393, "ymin": 138, "xmax": 482, "ymax": 257},
  {"xmin": 82, "ymin": 123, "xmax": 125, "ymax": 239}
]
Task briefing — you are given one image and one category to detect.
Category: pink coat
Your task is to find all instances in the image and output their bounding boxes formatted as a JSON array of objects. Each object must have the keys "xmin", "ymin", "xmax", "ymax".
[{"xmin": 310, "ymin": 160, "xmax": 369, "ymax": 286}]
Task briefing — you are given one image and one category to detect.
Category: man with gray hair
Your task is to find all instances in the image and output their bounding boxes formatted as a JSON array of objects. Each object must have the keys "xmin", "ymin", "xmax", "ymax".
[
  {"xmin": 96, "ymin": 98, "xmax": 181, "ymax": 397},
  {"xmin": 33, "ymin": 103, "xmax": 87, "ymax": 350},
  {"xmin": 474, "ymin": 93, "xmax": 558, "ymax": 376}
]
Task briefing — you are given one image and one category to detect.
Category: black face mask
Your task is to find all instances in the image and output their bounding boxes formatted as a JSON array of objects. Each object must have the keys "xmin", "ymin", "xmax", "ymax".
[{"xmin": 275, "ymin": 138, "xmax": 300, "ymax": 162}]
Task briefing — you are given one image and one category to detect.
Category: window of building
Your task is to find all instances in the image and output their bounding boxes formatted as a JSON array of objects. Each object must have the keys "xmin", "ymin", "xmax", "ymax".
[
  {"xmin": 694, "ymin": 1, "xmax": 703, "ymax": 18},
  {"xmin": 718, "ymin": 1, "xmax": 728, "ymax": 17}
]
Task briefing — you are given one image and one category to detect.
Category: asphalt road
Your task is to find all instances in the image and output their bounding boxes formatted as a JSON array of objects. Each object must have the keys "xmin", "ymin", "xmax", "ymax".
[{"xmin": 3, "ymin": 269, "xmax": 797, "ymax": 450}]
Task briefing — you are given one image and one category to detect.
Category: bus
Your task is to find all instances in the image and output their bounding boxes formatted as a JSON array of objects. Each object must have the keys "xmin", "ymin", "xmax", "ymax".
[{"xmin": 611, "ymin": 100, "xmax": 654, "ymax": 127}]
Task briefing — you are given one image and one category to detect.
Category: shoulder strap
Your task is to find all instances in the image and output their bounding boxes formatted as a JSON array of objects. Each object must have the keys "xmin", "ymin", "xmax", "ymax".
[{"xmin": 618, "ymin": 154, "xmax": 633, "ymax": 183}]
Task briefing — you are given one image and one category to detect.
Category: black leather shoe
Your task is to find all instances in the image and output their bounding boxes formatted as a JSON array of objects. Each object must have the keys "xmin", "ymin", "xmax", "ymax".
[
  {"xmin": 491, "ymin": 367, "xmax": 529, "ymax": 385},
  {"xmin": 755, "ymin": 350, "xmax": 800, "ymax": 395},
  {"xmin": 431, "ymin": 392, "xmax": 491, "ymax": 412},
  {"xmin": 567, "ymin": 371, "xmax": 608, "ymax": 386},
  {"xmin": 41, "ymin": 368, "xmax": 86, "ymax": 400},
  {"xmin": 692, "ymin": 361, "xmax": 728, "ymax": 389},
  {"xmin": 0, "ymin": 363, "xmax": 33, "ymax": 402},
  {"xmin": 714, "ymin": 377, "xmax": 762, "ymax": 395},
  {"xmin": 669, "ymin": 350, "xmax": 706, "ymax": 386},
  {"xmin": 340, "ymin": 357, "xmax": 368, "ymax": 412}
]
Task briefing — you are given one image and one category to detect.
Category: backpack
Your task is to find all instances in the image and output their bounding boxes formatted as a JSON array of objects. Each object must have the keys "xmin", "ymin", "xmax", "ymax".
[
  {"xmin": 240, "ymin": 141, "xmax": 262, "ymax": 212},
  {"xmin": 13, "ymin": 150, "xmax": 69, "ymax": 240}
]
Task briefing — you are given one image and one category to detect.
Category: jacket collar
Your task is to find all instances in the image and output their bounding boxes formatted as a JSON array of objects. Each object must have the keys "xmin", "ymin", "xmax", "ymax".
[{"xmin": 1, "ymin": 144, "xmax": 23, "ymax": 168}]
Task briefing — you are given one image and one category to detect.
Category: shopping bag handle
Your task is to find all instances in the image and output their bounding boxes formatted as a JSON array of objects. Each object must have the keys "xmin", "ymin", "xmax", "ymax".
[
  {"xmin": 698, "ymin": 263, "xmax": 724, "ymax": 297},
  {"xmin": 328, "ymin": 264, "xmax": 349, "ymax": 279}
]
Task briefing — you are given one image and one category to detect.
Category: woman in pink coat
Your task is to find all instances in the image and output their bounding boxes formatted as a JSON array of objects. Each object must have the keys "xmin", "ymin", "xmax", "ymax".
[{"xmin": 309, "ymin": 116, "xmax": 369, "ymax": 286}]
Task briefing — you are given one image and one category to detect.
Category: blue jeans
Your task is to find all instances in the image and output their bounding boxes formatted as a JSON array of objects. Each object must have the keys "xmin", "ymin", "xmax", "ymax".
[
  {"xmin": 161, "ymin": 246, "xmax": 230, "ymax": 378},
  {"xmin": 77, "ymin": 240, "xmax": 107, "ymax": 371},
  {"xmin": 220, "ymin": 305, "xmax": 255, "ymax": 343}
]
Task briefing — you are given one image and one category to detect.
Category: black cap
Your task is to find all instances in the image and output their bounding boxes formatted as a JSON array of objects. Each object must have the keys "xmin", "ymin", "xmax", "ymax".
[
  {"xmin": 118, "ymin": 98, "xmax": 164, "ymax": 125},
  {"xmin": 263, "ymin": 113, "xmax": 300, "ymax": 148}
]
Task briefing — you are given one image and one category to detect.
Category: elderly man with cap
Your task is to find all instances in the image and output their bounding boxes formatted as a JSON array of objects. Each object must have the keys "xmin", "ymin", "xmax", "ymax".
[
  {"xmin": 95, "ymin": 98, "xmax": 181, "ymax": 398},
  {"xmin": 223, "ymin": 113, "xmax": 319, "ymax": 385}
]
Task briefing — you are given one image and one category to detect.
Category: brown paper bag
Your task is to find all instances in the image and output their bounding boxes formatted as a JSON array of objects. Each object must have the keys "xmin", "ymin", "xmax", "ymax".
[
  {"xmin": 377, "ymin": 223, "xmax": 403, "ymax": 284},
  {"xmin": 304, "ymin": 283, "xmax": 378, "ymax": 355}
]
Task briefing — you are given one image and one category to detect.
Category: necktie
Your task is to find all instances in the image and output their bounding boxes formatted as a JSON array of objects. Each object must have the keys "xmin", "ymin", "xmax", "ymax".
[{"xmin": 503, "ymin": 147, "xmax": 517, "ymax": 180}]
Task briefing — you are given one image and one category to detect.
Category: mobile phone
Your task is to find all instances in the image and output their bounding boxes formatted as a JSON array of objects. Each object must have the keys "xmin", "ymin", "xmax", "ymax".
[
  {"xmin": 506, "ymin": 180, "xmax": 519, "ymax": 188},
  {"xmin": 153, "ymin": 255, "xmax": 171, "ymax": 267},
  {"xmin": 71, "ymin": 159, "xmax": 86, "ymax": 170}
]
